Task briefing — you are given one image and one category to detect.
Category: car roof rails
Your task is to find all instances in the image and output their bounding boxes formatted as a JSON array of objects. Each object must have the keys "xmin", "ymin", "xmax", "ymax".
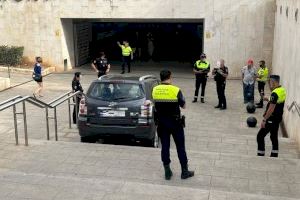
[
  {"xmin": 139, "ymin": 75, "xmax": 157, "ymax": 82},
  {"xmin": 98, "ymin": 74, "xmax": 122, "ymax": 81}
]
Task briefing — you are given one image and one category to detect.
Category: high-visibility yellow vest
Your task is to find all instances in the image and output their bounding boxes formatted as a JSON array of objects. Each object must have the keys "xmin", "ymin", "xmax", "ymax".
[
  {"xmin": 121, "ymin": 45, "xmax": 132, "ymax": 56},
  {"xmin": 152, "ymin": 84, "xmax": 180, "ymax": 102},
  {"xmin": 195, "ymin": 60, "xmax": 210, "ymax": 70},
  {"xmin": 272, "ymin": 86, "xmax": 286, "ymax": 104},
  {"xmin": 257, "ymin": 67, "xmax": 269, "ymax": 82}
]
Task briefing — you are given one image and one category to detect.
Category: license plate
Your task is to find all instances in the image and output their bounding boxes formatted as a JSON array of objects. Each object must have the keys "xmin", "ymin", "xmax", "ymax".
[{"xmin": 99, "ymin": 110, "xmax": 126, "ymax": 117}]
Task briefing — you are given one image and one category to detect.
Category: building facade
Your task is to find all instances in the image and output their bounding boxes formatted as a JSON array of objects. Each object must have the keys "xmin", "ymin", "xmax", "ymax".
[
  {"xmin": 0, "ymin": 0, "xmax": 275, "ymax": 77},
  {"xmin": 272, "ymin": 0, "xmax": 300, "ymax": 149}
]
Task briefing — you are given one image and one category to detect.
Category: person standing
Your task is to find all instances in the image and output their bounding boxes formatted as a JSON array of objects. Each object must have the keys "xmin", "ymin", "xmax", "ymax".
[
  {"xmin": 241, "ymin": 59, "xmax": 257, "ymax": 104},
  {"xmin": 257, "ymin": 75, "xmax": 286, "ymax": 157},
  {"xmin": 117, "ymin": 40, "xmax": 133, "ymax": 74},
  {"xmin": 192, "ymin": 53, "xmax": 210, "ymax": 103},
  {"xmin": 33, "ymin": 57, "xmax": 44, "ymax": 98},
  {"xmin": 147, "ymin": 32, "xmax": 155, "ymax": 61},
  {"xmin": 72, "ymin": 72, "xmax": 84, "ymax": 124},
  {"xmin": 91, "ymin": 52, "xmax": 111, "ymax": 78},
  {"xmin": 256, "ymin": 60, "xmax": 269, "ymax": 108},
  {"xmin": 212, "ymin": 59, "xmax": 229, "ymax": 110},
  {"xmin": 152, "ymin": 70, "xmax": 194, "ymax": 180}
]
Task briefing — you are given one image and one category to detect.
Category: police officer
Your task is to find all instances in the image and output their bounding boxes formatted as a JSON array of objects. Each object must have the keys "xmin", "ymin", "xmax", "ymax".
[
  {"xmin": 91, "ymin": 52, "xmax": 111, "ymax": 78},
  {"xmin": 152, "ymin": 70, "xmax": 194, "ymax": 180},
  {"xmin": 192, "ymin": 53, "xmax": 210, "ymax": 103},
  {"xmin": 212, "ymin": 59, "xmax": 229, "ymax": 110},
  {"xmin": 72, "ymin": 72, "xmax": 84, "ymax": 124},
  {"xmin": 257, "ymin": 75, "xmax": 286, "ymax": 157},
  {"xmin": 117, "ymin": 40, "xmax": 133, "ymax": 74},
  {"xmin": 256, "ymin": 60, "xmax": 269, "ymax": 108}
]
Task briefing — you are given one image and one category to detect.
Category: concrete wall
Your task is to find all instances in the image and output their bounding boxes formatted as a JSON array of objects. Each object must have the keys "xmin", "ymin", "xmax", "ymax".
[
  {"xmin": 273, "ymin": 0, "xmax": 300, "ymax": 149},
  {"xmin": 0, "ymin": 0, "xmax": 275, "ymax": 76}
]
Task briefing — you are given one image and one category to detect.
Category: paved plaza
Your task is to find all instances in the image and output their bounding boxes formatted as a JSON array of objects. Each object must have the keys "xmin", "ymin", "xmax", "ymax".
[{"xmin": 0, "ymin": 65, "xmax": 299, "ymax": 199}]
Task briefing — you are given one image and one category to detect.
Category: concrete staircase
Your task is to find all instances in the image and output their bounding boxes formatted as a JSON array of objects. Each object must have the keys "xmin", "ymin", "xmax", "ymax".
[
  {"xmin": 0, "ymin": 73, "xmax": 299, "ymax": 199},
  {"xmin": 0, "ymin": 137, "xmax": 299, "ymax": 200}
]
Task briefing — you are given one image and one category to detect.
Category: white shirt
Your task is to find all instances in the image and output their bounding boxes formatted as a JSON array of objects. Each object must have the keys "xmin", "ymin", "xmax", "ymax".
[{"xmin": 242, "ymin": 66, "xmax": 257, "ymax": 85}]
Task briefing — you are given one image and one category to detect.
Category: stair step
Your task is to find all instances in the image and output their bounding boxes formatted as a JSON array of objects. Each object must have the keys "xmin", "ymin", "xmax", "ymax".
[
  {"xmin": 0, "ymin": 168, "xmax": 299, "ymax": 200},
  {"xmin": 0, "ymin": 139, "xmax": 300, "ymax": 199}
]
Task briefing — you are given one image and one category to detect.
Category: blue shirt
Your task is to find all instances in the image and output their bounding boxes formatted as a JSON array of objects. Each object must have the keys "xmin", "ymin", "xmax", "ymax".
[{"xmin": 34, "ymin": 63, "xmax": 42, "ymax": 75}]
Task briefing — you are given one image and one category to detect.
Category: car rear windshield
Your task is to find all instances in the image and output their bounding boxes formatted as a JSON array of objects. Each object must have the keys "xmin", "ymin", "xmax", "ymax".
[{"xmin": 88, "ymin": 82, "xmax": 145, "ymax": 101}]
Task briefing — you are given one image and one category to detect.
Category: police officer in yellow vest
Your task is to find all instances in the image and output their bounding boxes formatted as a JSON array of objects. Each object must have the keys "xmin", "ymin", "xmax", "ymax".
[
  {"xmin": 257, "ymin": 75, "xmax": 286, "ymax": 157},
  {"xmin": 192, "ymin": 53, "xmax": 210, "ymax": 103},
  {"xmin": 117, "ymin": 40, "xmax": 133, "ymax": 74},
  {"xmin": 256, "ymin": 60, "xmax": 269, "ymax": 108},
  {"xmin": 152, "ymin": 70, "xmax": 194, "ymax": 180}
]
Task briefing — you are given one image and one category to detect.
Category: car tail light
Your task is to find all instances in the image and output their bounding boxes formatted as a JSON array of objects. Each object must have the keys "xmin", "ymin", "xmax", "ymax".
[
  {"xmin": 79, "ymin": 97, "xmax": 87, "ymax": 116},
  {"xmin": 140, "ymin": 100, "xmax": 153, "ymax": 117}
]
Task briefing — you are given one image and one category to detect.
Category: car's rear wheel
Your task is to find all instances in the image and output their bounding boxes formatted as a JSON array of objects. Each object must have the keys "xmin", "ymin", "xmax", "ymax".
[{"xmin": 80, "ymin": 136, "xmax": 98, "ymax": 143}]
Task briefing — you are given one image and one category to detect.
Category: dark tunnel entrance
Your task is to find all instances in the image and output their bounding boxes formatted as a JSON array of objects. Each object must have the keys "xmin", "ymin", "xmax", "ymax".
[{"xmin": 72, "ymin": 20, "xmax": 204, "ymax": 67}]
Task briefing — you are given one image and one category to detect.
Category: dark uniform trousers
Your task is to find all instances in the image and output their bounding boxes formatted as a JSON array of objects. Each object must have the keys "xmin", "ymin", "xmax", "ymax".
[
  {"xmin": 194, "ymin": 74, "xmax": 207, "ymax": 98},
  {"xmin": 257, "ymin": 81, "xmax": 266, "ymax": 104},
  {"xmin": 157, "ymin": 117, "xmax": 188, "ymax": 167},
  {"xmin": 98, "ymin": 72, "xmax": 106, "ymax": 78},
  {"xmin": 73, "ymin": 97, "xmax": 81, "ymax": 124},
  {"xmin": 257, "ymin": 121, "xmax": 280, "ymax": 157},
  {"xmin": 122, "ymin": 56, "xmax": 131, "ymax": 72},
  {"xmin": 216, "ymin": 82, "xmax": 226, "ymax": 108}
]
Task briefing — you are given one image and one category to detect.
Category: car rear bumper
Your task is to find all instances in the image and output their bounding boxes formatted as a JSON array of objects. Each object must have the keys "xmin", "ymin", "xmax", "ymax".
[{"xmin": 78, "ymin": 116, "xmax": 156, "ymax": 140}]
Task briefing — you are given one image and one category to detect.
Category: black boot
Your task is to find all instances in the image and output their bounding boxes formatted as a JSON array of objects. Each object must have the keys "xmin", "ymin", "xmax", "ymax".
[
  {"xmin": 200, "ymin": 98, "xmax": 205, "ymax": 103},
  {"xmin": 181, "ymin": 165, "xmax": 194, "ymax": 179},
  {"xmin": 163, "ymin": 164, "xmax": 173, "ymax": 180},
  {"xmin": 192, "ymin": 98, "xmax": 197, "ymax": 103},
  {"xmin": 256, "ymin": 100, "xmax": 263, "ymax": 108},
  {"xmin": 215, "ymin": 105, "xmax": 221, "ymax": 108}
]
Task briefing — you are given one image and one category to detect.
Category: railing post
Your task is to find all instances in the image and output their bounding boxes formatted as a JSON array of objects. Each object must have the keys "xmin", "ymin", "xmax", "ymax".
[
  {"xmin": 68, "ymin": 94, "xmax": 71, "ymax": 129},
  {"xmin": 22, "ymin": 101, "xmax": 28, "ymax": 146},
  {"xmin": 54, "ymin": 107, "xmax": 58, "ymax": 141},
  {"xmin": 12, "ymin": 104, "xmax": 19, "ymax": 145},
  {"xmin": 45, "ymin": 107, "xmax": 50, "ymax": 140},
  {"xmin": 75, "ymin": 96, "xmax": 78, "ymax": 126}
]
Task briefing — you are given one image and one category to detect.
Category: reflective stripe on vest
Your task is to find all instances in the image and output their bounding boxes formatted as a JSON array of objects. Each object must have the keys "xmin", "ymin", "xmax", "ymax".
[
  {"xmin": 257, "ymin": 67, "xmax": 269, "ymax": 82},
  {"xmin": 152, "ymin": 85, "xmax": 180, "ymax": 102},
  {"xmin": 121, "ymin": 45, "xmax": 132, "ymax": 56},
  {"xmin": 272, "ymin": 86, "xmax": 286, "ymax": 104},
  {"xmin": 196, "ymin": 60, "xmax": 210, "ymax": 70}
]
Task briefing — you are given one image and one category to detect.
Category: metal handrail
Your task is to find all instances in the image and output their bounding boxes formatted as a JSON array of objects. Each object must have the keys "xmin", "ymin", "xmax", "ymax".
[
  {"xmin": 48, "ymin": 91, "xmax": 73, "ymax": 105},
  {"xmin": 48, "ymin": 91, "xmax": 82, "ymax": 141},
  {"xmin": 0, "ymin": 96, "xmax": 31, "ymax": 146},
  {"xmin": 287, "ymin": 101, "xmax": 300, "ymax": 117},
  {"xmin": 0, "ymin": 95, "xmax": 22, "ymax": 107},
  {"xmin": 0, "ymin": 96, "xmax": 29, "ymax": 111},
  {"xmin": 0, "ymin": 91, "xmax": 83, "ymax": 146}
]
